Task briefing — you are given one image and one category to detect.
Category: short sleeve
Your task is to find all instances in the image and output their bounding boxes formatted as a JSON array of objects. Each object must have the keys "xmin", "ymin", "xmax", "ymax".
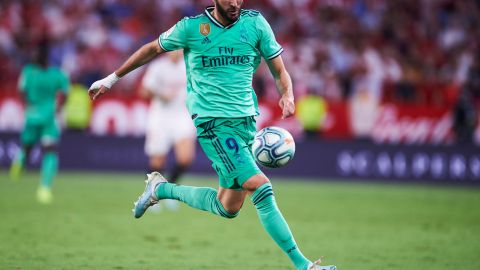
[
  {"xmin": 159, "ymin": 18, "xmax": 188, "ymax": 51},
  {"xmin": 256, "ymin": 14, "xmax": 283, "ymax": 60}
]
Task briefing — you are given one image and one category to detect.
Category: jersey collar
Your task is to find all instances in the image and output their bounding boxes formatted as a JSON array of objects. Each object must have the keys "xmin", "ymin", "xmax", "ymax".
[{"xmin": 204, "ymin": 6, "xmax": 240, "ymax": 29}]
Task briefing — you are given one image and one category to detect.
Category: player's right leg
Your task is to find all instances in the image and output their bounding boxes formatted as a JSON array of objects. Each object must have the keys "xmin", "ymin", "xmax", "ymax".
[
  {"xmin": 133, "ymin": 172, "xmax": 240, "ymax": 219},
  {"xmin": 134, "ymin": 118, "xmax": 244, "ymax": 218}
]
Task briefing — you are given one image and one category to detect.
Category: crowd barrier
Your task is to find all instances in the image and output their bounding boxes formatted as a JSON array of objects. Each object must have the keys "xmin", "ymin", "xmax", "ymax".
[{"xmin": 1, "ymin": 132, "xmax": 478, "ymax": 184}]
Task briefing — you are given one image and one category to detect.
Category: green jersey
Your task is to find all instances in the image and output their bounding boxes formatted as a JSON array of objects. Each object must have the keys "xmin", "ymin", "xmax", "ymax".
[
  {"xmin": 18, "ymin": 64, "xmax": 70, "ymax": 124},
  {"xmin": 159, "ymin": 7, "xmax": 283, "ymax": 126}
]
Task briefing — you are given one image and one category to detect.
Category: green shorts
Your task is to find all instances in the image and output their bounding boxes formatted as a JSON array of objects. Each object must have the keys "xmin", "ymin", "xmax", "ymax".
[
  {"xmin": 196, "ymin": 116, "xmax": 262, "ymax": 190},
  {"xmin": 21, "ymin": 118, "xmax": 60, "ymax": 146}
]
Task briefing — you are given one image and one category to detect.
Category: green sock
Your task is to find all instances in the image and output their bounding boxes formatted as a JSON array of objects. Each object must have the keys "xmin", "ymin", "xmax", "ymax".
[
  {"xmin": 40, "ymin": 152, "xmax": 58, "ymax": 189},
  {"xmin": 252, "ymin": 183, "xmax": 310, "ymax": 270},
  {"xmin": 156, "ymin": 183, "xmax": 238, "ymax": 219},
  {"xmin": 17, "ymin": 150, "xmax": 26, "ymax": 164}
]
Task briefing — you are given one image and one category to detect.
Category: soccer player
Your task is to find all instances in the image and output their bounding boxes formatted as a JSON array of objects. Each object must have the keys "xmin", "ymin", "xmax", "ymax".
[
  {"xmin": 10, "ymin": 41, "xmax": 70, "ymax": 204},
  {"xmin": 88, "ymin": 1, "xmax": 336, "ymax": 269},
  {"xmin": 140, "ymin": 50, "xmax": 196, "ymax": 210}
]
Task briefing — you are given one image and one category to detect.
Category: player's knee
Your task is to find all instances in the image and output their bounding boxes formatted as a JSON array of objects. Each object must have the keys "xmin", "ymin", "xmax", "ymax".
[
  {"xmin": 215, "ymin": 198, "xmax": 240, "ymax": 219},
  {"xmin": 243, "ymin": 174, "xmax": 270, "ymax": 193},
  {"xmin": 223, "ymin": 210, "xmax": 239, "ymax": 219},
  {"xmin": 222, "ymin": 209, "xmax": 239, "ymax": 219}
]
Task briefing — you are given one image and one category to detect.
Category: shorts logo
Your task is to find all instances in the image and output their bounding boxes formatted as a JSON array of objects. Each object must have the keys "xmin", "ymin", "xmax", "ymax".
[{"xmin": 200, "ymin": 23, "xmax": 211, "ymax": 36}]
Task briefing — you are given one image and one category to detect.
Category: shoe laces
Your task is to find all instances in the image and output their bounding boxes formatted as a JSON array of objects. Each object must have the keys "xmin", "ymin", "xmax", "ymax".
[{"xmin": 308, "ymin": 257, "xmax": 324, "ymax": 270}]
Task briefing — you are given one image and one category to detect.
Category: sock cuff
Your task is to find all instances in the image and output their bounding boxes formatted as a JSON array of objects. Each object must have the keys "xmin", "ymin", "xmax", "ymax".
[
  {"xmin": 215, "ymin": 197, "xmax": 239, "ymax": 219},
  {"xmin": 251, "ymin": 183, "xmax": 274, "ymax": 206},
  {"xmin": 155, "ymin": 182, "xmax": 174, "ymax": 200}
]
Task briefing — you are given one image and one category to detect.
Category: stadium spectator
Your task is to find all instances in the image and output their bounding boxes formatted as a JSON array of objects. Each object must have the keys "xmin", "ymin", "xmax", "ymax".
[
  {"xmin": 139, "ymin": 50, "xmax": 196, "ymax": 210},
  {"xmin": 0, "ymin": 0, "xmax": 479, "ymax": 130}
]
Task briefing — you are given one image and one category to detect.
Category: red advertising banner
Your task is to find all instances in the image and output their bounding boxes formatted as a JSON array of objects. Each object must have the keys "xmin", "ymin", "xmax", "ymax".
[{"xmin": 1, "ymin": 95, "xmax": 479, "ymax": 145}]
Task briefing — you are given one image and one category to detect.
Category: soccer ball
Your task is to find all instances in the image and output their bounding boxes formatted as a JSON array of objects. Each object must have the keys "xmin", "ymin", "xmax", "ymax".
[{"xmin": 252, "ymin": 126, "xmax": 295, "ymax": 168}]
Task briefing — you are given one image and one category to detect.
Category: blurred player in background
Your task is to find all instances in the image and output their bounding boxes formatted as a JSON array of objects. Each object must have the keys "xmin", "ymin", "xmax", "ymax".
[
  {"xmin": 140, "ymin": 50, "xmax": 196, "ymax": 210},
  {"xmin": 10, "ymin": 40, "xmax": 70, "ymax": 204},
  {"xmin": 88, "ymin": 0, "xmax": 335, "ymax": 269}
]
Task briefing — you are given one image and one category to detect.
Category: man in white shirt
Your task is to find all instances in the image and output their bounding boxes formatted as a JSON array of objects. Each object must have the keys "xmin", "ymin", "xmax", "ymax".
[{"xmin": 140, "ymin": 50, "xmax": 196, "ymax": 209}]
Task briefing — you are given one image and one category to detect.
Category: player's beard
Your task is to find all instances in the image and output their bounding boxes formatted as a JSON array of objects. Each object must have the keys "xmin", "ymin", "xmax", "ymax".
[{"xmin": 214, "ymin": 0, "xmax": 241, "ymax": 23}]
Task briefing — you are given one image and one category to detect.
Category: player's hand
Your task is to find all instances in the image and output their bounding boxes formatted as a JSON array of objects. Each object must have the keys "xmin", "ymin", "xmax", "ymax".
[
  {"xmin": 279, "ymin": 93, "xmax": 295, "ymax": 119},
  {"xmin": 88, "ymin": 84, "xmax": 109, "ymax": 101},
  {"xmin": 88, "ymin": 73, "xmax": 120, "ymax": 101}
]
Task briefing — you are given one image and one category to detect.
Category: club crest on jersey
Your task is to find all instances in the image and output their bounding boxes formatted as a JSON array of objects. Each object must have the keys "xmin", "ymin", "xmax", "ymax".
[
  {"xmin": 200, "ymin": 23, "xmax": 211, "ymax": 36},
  {"xmin": 240, "ymin": 26, "xmax": 248, "ymax": 43}
]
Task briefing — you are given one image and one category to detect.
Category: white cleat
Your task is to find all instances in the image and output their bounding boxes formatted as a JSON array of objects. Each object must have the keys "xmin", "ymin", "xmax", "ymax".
[
  {"xmin": 308, "ymin": 258, "xmax": 337, "ymax": 270},
  {"xmin": 132, "ymin": 172, "xmax": 167, "ymax": 218}
]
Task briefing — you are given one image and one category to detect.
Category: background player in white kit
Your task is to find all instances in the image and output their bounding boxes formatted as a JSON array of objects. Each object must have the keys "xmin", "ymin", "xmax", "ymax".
[{"xmin": 140, "ymin": 50, "xmax": 196, "ymax": 210}]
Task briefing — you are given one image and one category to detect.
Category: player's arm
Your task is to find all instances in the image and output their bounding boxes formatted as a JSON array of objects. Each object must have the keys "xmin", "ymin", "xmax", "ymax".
[
  {"xmin": 266, "ymin": 55, "xmax": 295, "ymax": 119},
  {"xmin": 89, "ymin": 40, "xmax": 165, "ymax": 100}
]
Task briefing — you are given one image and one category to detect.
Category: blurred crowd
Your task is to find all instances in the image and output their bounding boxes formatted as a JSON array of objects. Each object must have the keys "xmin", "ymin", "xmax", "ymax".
[{"xmin": 1, "ymin": 0, "xmax": 479, "ymax": 108}]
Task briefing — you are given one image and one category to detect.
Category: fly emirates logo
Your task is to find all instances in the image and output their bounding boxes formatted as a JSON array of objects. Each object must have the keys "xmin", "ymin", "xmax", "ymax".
[{"xmin": 201, "ymin": 47, "xmax": 252, "ymax": 68}]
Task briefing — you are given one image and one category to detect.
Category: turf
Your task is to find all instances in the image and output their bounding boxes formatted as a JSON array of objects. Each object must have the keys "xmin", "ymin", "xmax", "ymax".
[{"xmin": 0, "ymin": 171, "xmax": 479, "ymax": 270}]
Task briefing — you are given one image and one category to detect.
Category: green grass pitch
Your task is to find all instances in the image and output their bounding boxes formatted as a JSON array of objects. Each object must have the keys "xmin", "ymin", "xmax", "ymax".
[{"xmin": 1, "ymin": 171, "xmax": 479, "ymax": 270}]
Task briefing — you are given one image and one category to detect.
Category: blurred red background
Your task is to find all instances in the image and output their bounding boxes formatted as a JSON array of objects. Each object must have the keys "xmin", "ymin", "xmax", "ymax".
[{"xmin": 0, "ymin": 0, "xmax": 479, "ymax": 144}]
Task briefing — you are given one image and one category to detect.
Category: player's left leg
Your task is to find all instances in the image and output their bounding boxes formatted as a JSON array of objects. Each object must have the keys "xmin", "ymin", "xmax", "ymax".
[{"xmin": 242, "ymin": 173, "xmax": 313, "ymax": 270}]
